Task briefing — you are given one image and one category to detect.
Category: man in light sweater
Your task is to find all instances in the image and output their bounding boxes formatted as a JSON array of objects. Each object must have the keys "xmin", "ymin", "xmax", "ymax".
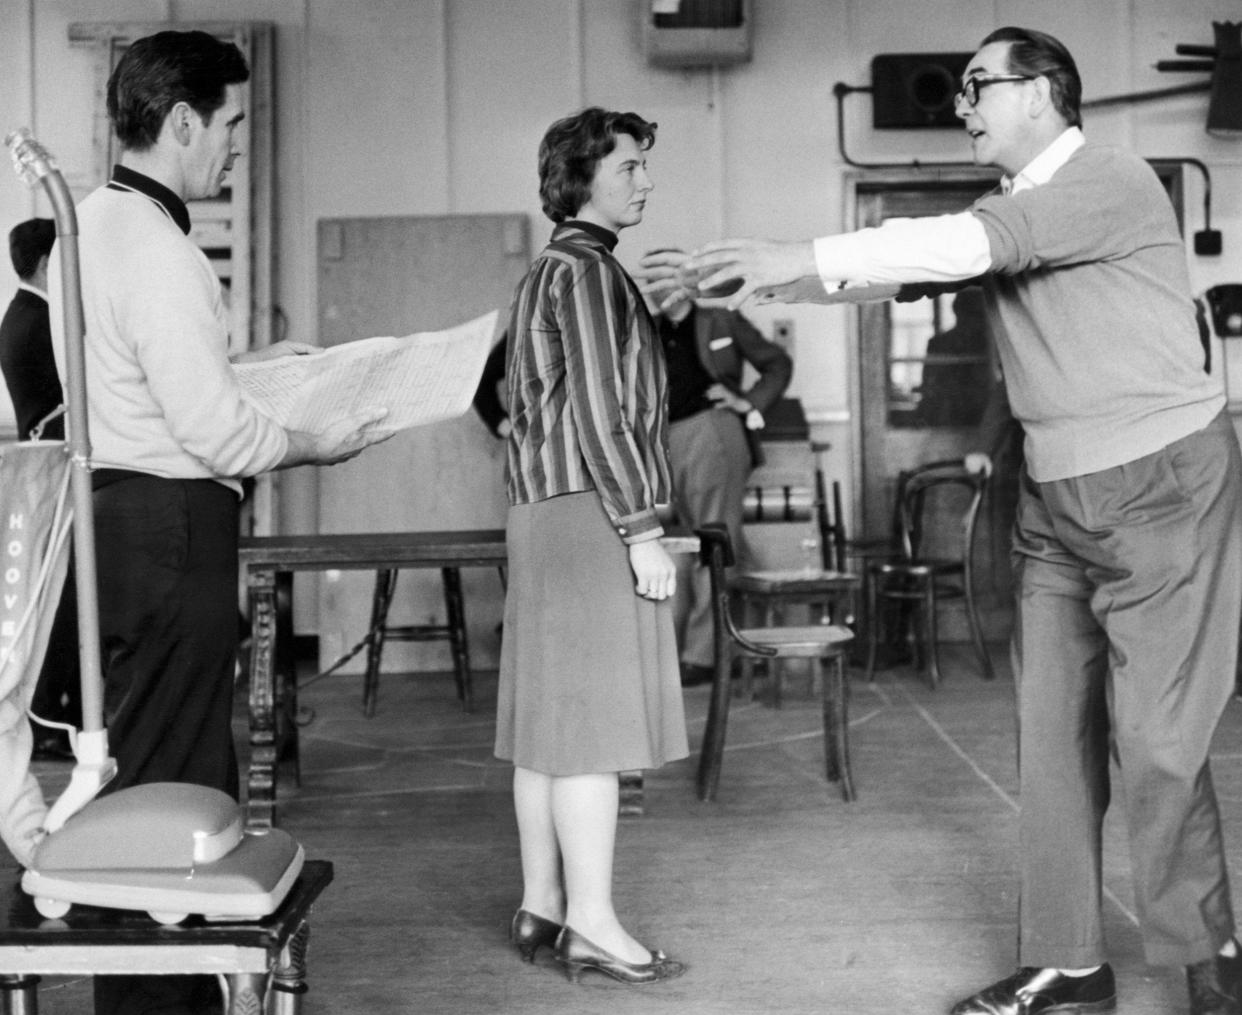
[
  {"xmin": 676, "ymin": 25, "xmax": 1242, "ymax": 1015},
  {"xmin": 48, "ymin": 30, "xmax": 391, "ymax": 1015}
]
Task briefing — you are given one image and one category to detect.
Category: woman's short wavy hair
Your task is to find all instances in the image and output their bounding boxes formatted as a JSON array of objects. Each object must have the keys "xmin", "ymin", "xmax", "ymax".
[
  {"xmin": 538, "ymin": 107, "xmax": 657, "ymax": 223},
  {"xmin": 981, "ymin": 26, "xmax": 1082, "ymax": 128}
]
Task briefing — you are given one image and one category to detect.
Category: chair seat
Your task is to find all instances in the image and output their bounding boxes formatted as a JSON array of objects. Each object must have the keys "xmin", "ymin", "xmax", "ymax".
[
  {"xmin": 736, "ymin": 624, "xmax": 854, "ymax": 657},
  {"xmin": 729, "ymin": 572, "xmax": 861, "ymax": 701},
  {"xmin": 873, "ymin": 558, "xmax": 962, "ymax": 577},
  {"xmin": 730, "ymin": 569, "xmax": 859, "ymax": 595}
]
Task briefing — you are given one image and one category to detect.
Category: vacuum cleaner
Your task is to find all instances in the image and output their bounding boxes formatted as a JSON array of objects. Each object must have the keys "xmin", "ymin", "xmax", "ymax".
[{"xmin": 5, "ymin": 128, "xmax": 303, "ymax": 925}]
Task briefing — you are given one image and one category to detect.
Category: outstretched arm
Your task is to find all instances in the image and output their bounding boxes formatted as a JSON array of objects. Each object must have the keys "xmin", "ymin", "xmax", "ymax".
[
  {"xmin": 681, "ymin": 240, "xmax": 818, "ymax": 311},
  {"xmin": 684, "ymin": 213, "xmax": 993, "ymax": 310}
]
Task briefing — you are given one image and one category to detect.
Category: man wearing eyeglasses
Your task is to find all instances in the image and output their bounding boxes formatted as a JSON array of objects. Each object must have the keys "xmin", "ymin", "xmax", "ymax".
[{"xmin": 672, "ymin": 24, "xmax": 1242, "ymax": 1015}]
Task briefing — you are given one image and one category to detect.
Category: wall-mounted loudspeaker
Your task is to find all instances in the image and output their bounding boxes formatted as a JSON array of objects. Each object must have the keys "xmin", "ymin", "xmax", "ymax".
[
  {"xmin": 871, "ymin": 52, "xmax": 973, "ymax": 128},
  {"xmin": 642, "ymin": 0, "xmax": 753, "ymax": 68}
]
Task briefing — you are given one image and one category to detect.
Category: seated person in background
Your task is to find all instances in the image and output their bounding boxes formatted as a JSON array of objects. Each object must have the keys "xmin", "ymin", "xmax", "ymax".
[
  {"xmin": 637, "ymin": 247, "xmax": 792, "ymax": 687},
  {"xmin": 0, "ymin": 217, "xmax": 78, "ymax": 759}
]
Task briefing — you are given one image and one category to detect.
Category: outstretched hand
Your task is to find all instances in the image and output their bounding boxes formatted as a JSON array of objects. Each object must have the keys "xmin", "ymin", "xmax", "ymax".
[
  {"xmin": 682, "ymin": 239, "xmax": 818, "ymax": 311},
  {"xmin": 282, "ymin": 408, "xmax": 395, "ymax": 468},
  {"xmin": 313, "ymin": 408, "xmax": 395, "ymax": 465},
  {"xmin": 634, "ymin": 249, "xmax": 694, "ymax": 313}
]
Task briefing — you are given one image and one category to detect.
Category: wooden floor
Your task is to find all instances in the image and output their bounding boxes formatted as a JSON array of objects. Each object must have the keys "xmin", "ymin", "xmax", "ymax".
[{"xmin": 14, "ymin": 646, "xmax": 1242, "ymax": 1014}]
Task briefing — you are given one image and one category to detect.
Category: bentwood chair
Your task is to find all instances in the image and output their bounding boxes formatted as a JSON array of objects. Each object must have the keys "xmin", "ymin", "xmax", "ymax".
[
  {"xmin": 728, "ymin": 442, "xmax": 862, "ymax": 703},
  {"xmin": 696, "ymin": 525, "xmax": 857, "ymax": 803},
  {"xmin": 864, "ymin": 456, "xmax": 995, "ymax": 688}
]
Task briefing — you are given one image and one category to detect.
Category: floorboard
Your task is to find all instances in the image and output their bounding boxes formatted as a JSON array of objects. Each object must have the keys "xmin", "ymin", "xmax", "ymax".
[{"xmin": 11, "ymin": 645, "xmax": 1241, "ymax": 1014}]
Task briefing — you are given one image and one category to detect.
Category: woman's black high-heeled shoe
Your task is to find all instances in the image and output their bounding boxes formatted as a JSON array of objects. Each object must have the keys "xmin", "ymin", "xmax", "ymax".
[
  {"xmin": 554, "ymin": 926, "xmax": 686, "ymax": 984},
  {"xmin": 510, "ymin": 909, "xmax": 562, "ymax": 963}
]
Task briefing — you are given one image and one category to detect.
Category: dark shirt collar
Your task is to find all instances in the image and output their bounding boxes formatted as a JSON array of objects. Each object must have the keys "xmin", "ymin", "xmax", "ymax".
[
  {"xmin": 558, "ymin": 219, "xmax": 618, "ymax": 252},
  {"xmin": 107, "ymin": 164, "xmax": 191, "ymax": 235}
]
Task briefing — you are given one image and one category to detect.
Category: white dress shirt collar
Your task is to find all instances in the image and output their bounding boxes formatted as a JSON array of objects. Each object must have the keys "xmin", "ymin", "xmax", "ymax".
[
  {"xmin": 1003, "ymin": 126, "xmax": 1085, "ymax": 195},
  {"xmin": 16, "ymin": 280, "xmax": 47, "ymax": 301}
]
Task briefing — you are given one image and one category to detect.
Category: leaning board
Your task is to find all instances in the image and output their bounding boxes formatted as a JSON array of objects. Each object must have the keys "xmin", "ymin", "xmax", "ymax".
[{"xmin": 315, "ymin": 214, "xmax": 531, "ymax": 673}]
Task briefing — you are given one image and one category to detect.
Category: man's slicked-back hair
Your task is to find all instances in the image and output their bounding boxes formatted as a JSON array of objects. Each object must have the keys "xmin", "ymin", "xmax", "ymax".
[
  {"xmin": 538, "ymin": 107, "xmax": 657, "ymax": 224},
  {"xmin": 981, "ymin": 26, "xmax": 1082, "ymax": 128},
  {"xmin": 8, "ymin": 218, "xmax": 56, "ymax": 279},
  {"xmin": 107, "ymin": 30, "xmax": 250, "ymax": 152}
]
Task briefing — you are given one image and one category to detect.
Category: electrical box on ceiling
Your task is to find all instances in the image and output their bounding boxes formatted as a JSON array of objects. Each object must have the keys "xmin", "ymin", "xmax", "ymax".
[
  {"xmin": 642, "ymin": 0, "xmax": 753, "ymax": 68},
  {"xmin": 871, "ymin": 52, "xmax": 973, "ymax": 128}
]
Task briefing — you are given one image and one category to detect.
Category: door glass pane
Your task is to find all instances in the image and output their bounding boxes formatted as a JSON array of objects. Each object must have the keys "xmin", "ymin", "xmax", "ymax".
[{"xmin": 888, "ymin": 288, "xmax": 992, "ymax": 428}]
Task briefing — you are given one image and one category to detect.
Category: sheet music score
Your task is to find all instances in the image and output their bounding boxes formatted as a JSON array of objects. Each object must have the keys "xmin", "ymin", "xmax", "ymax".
[{"xmin": 233, "ymin": 310, "xmax": 499, "ymax": 433}]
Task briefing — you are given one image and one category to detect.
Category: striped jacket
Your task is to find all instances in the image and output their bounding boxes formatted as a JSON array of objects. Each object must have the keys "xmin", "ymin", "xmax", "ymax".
[{"xmin": 505, "ymin": 221, "xmax": 671, "ymax": 544}]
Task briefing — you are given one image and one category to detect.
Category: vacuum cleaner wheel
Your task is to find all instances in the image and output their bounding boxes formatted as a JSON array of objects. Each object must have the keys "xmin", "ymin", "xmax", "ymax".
[{"xmin": 33, "ymin": 896, "xmax": 70, "ymax": 919}]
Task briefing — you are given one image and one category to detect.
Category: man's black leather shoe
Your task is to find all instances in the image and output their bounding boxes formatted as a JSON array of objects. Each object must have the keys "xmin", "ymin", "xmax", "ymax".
[
  {"xmin": 949, "ymin": 965, "xmax": 1116, "ymax": 1014},
  {"xmin": 1187, "ymin": 950, "xmax": 1242, "ymax": 1015}
]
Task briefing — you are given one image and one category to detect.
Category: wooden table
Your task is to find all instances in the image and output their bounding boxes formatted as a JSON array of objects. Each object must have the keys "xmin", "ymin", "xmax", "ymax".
[
  {"xmin": 0, "ymin": 860, "xmax": 333, "ymax": 1015},
  {"xmin": 238, "ymin": 530, "xmax": 508, "ymax": 829},
  {"xmin": 238, "ymin": 530, "xmax": 720, "ymax": 827}
]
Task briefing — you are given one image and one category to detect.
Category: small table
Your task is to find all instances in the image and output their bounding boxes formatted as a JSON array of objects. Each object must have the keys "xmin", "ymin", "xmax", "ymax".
[
  {"xmin": 239, "ymin": 530, "xmax": 508, "ymax": 829},
  {"xmin": 0, "ymin": 860, "xmax": 333, "ymax": 1015}
]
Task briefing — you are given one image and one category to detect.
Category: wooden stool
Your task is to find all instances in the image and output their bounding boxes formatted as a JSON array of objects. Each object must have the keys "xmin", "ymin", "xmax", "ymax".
[
  {"xmin": 363, "ymin": 567, "xmax": 473, "ymax": 715},
  {"xmin": 0, "ymin": 860, "xmax": 333, "ymax": 1015}
]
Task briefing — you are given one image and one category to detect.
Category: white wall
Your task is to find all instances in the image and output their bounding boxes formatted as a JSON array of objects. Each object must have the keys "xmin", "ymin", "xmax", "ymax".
[{"xmin": 2, "ymin": 0, "xmax": 1240, "ymax": 630}]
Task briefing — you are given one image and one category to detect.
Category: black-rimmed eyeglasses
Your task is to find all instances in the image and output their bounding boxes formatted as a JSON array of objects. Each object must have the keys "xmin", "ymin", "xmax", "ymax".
[{"xmin": 954, "ymin": 73, "xmax": 1035, "ymax": 108}]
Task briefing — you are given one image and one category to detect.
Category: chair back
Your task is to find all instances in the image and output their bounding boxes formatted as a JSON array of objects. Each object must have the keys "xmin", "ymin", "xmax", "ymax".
[
  {"xmin": 813, "ymin": 470, "xmax": 851, "ymax": 572},
  {"xmin": 897, "ymin": 456, "xmax": 992, "ymax": 571}
]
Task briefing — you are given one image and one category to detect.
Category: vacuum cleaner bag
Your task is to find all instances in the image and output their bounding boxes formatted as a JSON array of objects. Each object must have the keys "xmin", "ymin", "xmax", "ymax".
[{"xmin": 0, "ymin": 440, "xmax": 71, "ymax": 867}]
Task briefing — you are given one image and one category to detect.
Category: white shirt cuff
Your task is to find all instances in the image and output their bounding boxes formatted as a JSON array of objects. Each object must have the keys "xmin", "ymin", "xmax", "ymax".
[{"xmin": 813, "ymin": 212, "xmax": 993, "ymax": 289}]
